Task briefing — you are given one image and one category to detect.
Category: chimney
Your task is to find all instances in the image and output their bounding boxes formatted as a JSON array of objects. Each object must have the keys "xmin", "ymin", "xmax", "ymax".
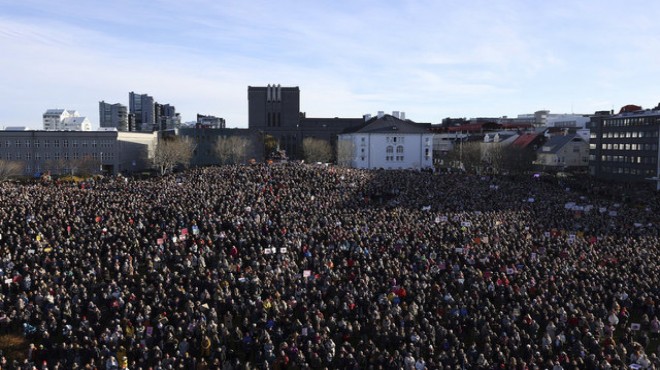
[
  {"xmin": 392, "ymin": 111, "xmax": 400, "ymax": 119},
  {"xmin": 377, "ymin": 111, "xmax": 385, "ymax": 118},
  {"xmin": 400, "ymin": 112, "xmax": 406, "ymax": 120},
  {"xmin": 363, "ymin": 114, "xmax": 372, "ymax": 121}
]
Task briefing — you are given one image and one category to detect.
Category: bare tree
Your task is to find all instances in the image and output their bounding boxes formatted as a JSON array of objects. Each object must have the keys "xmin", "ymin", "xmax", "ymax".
[
  {"xmin": 215, "ymin": 136, "xmax": 252, "ymax": 165},
  {"xmin": 302, "ymin": 138, "xmax": 332, "ymax": 163},
  {"xmin": 0, "ymin": 160, "xmax": 23, "ymax": 181},
  {"xmin": 71, "ymin": 155, "xmax": 101, "ymax": 177},
  {"xmin": 336, "ymin": 138, "xmax": 356, "ymax": 167},
  {"xmin": 445, "ymin": 141, "xmax": 482, "ymax": 173},
  {"xmin": 44, "ymin": 158, "xmax": 68, "ymax": 176},
  {"xmin": 482, "ymin": 142, "xmax": 506, "ymax": 174},
  {"xmin": 153, "ymin": 137, "xmax": 195, "ymax": 175}
]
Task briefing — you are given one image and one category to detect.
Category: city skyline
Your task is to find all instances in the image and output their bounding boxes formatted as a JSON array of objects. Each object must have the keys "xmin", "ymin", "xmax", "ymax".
[{"xmin": 2, "ymin": 0, "xmax": 660, "ymax": 129}]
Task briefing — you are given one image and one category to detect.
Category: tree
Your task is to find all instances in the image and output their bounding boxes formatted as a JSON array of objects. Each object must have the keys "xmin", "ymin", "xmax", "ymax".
[
  {"xmin": 0, "ymin": 160, "xmax": 23, "ymax": 181},
  {"xmin": 444, "ymin": 141, "xmax": 482, "ymax": 173},
  {"xmin": 153, "ymin": 137, "xmax": 195, "ymax": 175},
  {"xmin": 71, "ymin": 155, "xmax": 101, "ymax": 177},
  {"xmin": 482, "ymin": 142, "xmax": 506, "ymax": 174},
  {"xmin": 302, "ymin": 138, "xmax": 332, "ymax": 163},
  {"xmin": 215, "ymin": 136, "xmax": 252, "ymax": 165},
  {"xmin": 336, "ymin": 138, "xmax": 356, "ymax": 167}
]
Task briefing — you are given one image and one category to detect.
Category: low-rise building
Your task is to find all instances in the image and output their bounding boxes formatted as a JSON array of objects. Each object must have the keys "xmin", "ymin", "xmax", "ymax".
[
  {"xmin": 536, "ymin": 134, "xmax": 589, "ymax": 169},
  {"xmin": 338, "ymin": 114, "xmax": 433, "ymax": 170},
  {"xmin": 0, "ymin": 130, "xmax": 156, "ymax": 176}
]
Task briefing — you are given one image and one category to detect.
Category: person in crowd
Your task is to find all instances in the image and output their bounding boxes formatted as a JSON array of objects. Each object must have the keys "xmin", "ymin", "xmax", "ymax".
[{"xmin": 0, "ymin": 163, "xmax": 658, "ymax": 369}]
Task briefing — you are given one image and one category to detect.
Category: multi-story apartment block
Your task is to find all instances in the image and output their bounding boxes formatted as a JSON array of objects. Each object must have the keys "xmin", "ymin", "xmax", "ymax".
[
  {"xmin": 129, "ymin": 92, "xmax": 155, "ymax": 132},
  {"xmin": 196, "ymin": 114, "xmax": 226, "ymax": 129},
  {"xmin": 99, "ymin": 101, "xmax": 128, "ymax": 131},
  {"xmin": 43, "ymin": 109, "xmax": 92, "ymax": 131},
  {"xmin": 155, "ymin": 103, "xmax": 180, "ymax": 131},
  {"xmin": 588, "ymin": 106, "xmax": 660, "ymax": 184}
]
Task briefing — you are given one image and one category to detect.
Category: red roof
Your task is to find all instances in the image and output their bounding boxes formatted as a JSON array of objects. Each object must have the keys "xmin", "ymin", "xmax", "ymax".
[{"xmin": 511, "ymin": 133, "xmax": 540, "ymax": 148}]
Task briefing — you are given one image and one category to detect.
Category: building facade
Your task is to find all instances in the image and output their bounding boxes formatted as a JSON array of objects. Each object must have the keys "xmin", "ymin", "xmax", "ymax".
[
  {"xmin": 0, "ymin": 130, "xmax": 156, "ymax": 176},
  {"xmin": 338, "ymin": 115, "xmax": 433, "ymax": 170},
  {"xmin": 178, "ymin": 127, "xmax": 263, "ymax": 166},
  {"xmin": 155, "ymin": 103, "xmax": 180, "ymax": 131},
  {"xmin": 43, "ymin": 109, "xmax": 92, "ymax": 131},
  {"xmin": 196, "ymin": 114, "xmax": 226, "ymax": 129},
  {"xmin": 248, "ymin": 85, "xmax": 365, "ymax": 159},
  {"xmin": 536, "ymin": 134, "xmax": 589, "ymax": 169},
  {"xmin": 129, "ymin": 92, "xmax": 155, "ymax": 132},
  {"xmin": 588, "ymin": 108, "xmax": 660, "ymax": 182},
  {"xmin": 99, "ymin": 101, "xmax": 128, "ymax": 131}
]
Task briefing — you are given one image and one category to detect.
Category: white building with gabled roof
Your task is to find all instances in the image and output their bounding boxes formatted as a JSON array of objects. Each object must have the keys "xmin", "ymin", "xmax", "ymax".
[
  {"xmin": 43, "ymin": 109, "xmax": 92, "ymax": 131},
  {"xmin": 337, "ymin": 114, "xmax": 433, "ymax": 170}
]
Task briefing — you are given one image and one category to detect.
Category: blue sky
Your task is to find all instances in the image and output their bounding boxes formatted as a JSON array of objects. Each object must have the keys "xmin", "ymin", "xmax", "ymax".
[{"xmin": 1, "ymin": 0, "xmax": 659, "ymax": 129}]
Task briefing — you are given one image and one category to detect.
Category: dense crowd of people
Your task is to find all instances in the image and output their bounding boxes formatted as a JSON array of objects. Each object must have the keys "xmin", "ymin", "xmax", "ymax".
[{"xmin": 0, "ymin": 164, "xmax": 659, "ymax": 369}]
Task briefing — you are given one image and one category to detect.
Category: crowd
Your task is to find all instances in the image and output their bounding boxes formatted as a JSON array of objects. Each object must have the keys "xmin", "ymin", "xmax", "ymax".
[{"xmin": 0, "ymin": 164, "xmax": 659, "ymax": 370}]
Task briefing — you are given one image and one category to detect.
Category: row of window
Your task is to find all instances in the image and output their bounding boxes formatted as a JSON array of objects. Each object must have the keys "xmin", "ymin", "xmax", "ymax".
[
  {"xmin": 599, "ymin": 166, "xmax": 656, "ymax": 176},
  {"xmin": 591, "ymin": 131, "xmax": 659, "ymax": 139},
  {"xmin": 386, "ymin": 136, "xmax": 405, "ymax": 144},
  {"xmin": 3, "ymin": 152, "xmax": 115, "ymax": 161},
  {"xmin": 385, "ymin": 155, "xmax": 405, "ymax": 161},
  {"xmin": 0, "ymin": 140, "xmax": 114, "ymax": 148},
  {"xmin": 595, "ymin": 155, "xmax": 657, "ymax": 164},
  {"xmin": 385, "ymin": 145, "xmax": 405, "ymax": 154},
  {"xmin": 591, "ymin": 143, "xmax": 659, "ymax": 151},
  {"xmin": 602, "ymin": 117, "xmax": 660, "ymax": 127}
]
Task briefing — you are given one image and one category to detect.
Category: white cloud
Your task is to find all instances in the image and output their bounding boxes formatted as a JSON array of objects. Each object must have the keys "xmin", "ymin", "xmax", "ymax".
[{"xmin": 1, "ymin": 0, "xmax": 660, "ymax": 128}]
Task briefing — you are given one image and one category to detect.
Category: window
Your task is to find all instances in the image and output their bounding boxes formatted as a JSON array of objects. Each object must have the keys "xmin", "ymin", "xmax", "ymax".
[
  {"xmin": 25, "ymin": 140, "xmax": 30, "ymax": 148},
  {"xmin": 15, "ymin": 140, "xmax": 20, "ymax": 147},
  {"xmin": 44, "ymin": 140, "xmax": 50, "ymax": 148},
  {"xmin": 63, "ymin": 140, "xmax": 69, "ymax": 148},
  {"xmin": 34, "ymin": 140, "xmax": 39, "ymax": 148},
  {"xmin": 73, "ymin": 140, "xmax": 78, "ymax": 148},
  {"xmin": 54, "ymin": 140, "xmax": 60, "ymax": 148},
  {"xmin": 386, "ymin": 146, "xmax": 394, "ymax": 154},
  {"xmin": 396, "ymin": 145, "xmax": 404, "ymax": 154}
]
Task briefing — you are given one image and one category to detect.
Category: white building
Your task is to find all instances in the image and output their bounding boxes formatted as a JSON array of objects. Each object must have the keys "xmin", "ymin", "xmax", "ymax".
[
  {"xmin": 546, "ymin": 114, "xmax": 590, "ymax": 129},
  {"xmin": 43, "ymin": 109, "xmax": 92, "ymax": 131},
  {"xmin": 337, "ymin": 114, "xmax": 433, "ymax": 170},
  {"xmin": 536, "ymin": 134, "xmax": 589, "ymax": 169}
]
